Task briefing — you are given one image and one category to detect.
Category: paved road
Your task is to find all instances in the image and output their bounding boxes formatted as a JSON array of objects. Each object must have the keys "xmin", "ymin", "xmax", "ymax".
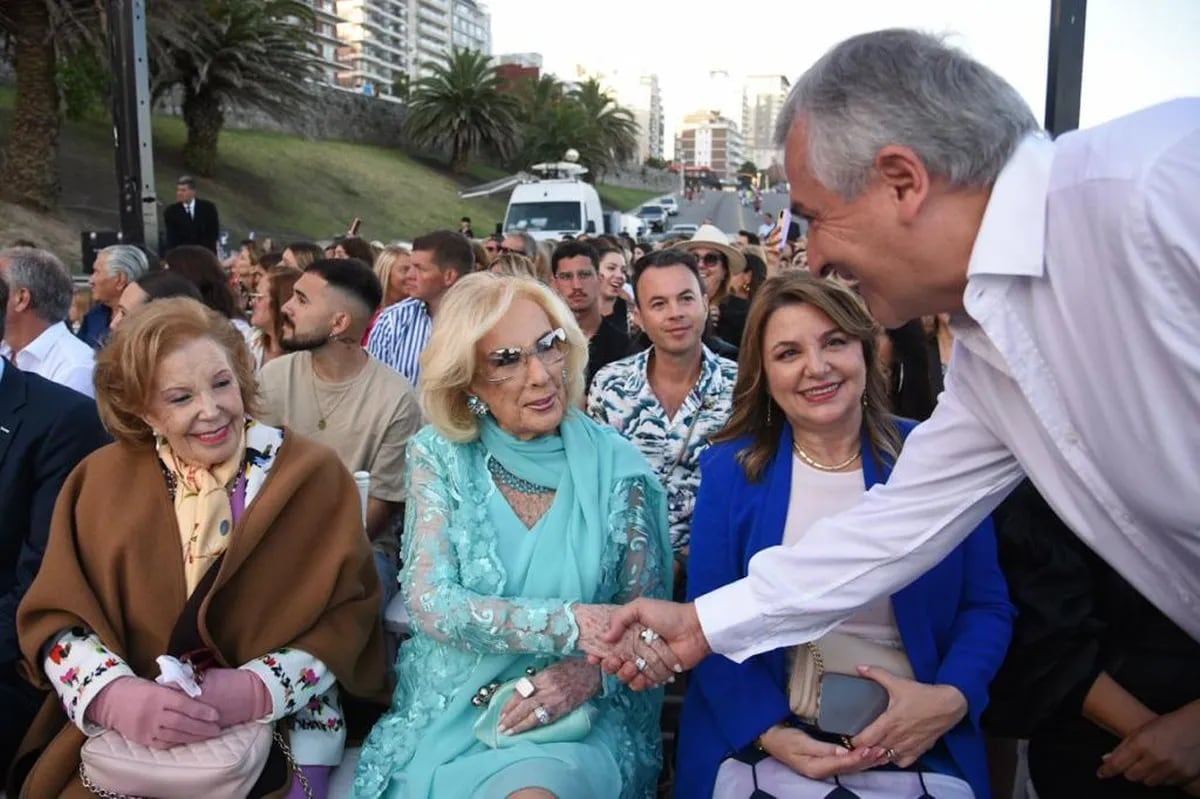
[{"xmin": 669, "ymin": 190, "xmax": 790, "ymax": 238}]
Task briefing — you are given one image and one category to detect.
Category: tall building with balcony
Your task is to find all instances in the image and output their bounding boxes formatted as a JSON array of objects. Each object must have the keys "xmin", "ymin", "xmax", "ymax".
[
  {"xmin": 607, "ymin": 72, "xmax": 664, "ymax": 164},
  {"xmin": 675, "ymin": 111, "xmax": 744, "ymax": 180},
  {"xmin": 742, "ymin": 74, "xmax": 790, "ymax": 169},
  {"xmin": 306, "ymin": 0, "xmax": 345, "ymax": 86},
  {"xmin": 335, "ymin": 0, "xmax": 411, "ymax": 97},
  {"xmin": 330, "ymin": 0, "xmax": 491, "ymax": 95}
]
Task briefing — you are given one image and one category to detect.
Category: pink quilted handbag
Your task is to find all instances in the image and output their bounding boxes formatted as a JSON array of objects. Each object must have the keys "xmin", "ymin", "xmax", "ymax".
[{"xmin": 78, "ymin": 721, "xmax": 273, "ymax": 799}]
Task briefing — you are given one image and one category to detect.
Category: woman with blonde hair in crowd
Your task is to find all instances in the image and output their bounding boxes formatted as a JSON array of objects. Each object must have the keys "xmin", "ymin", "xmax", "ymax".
[
  {"xmin": 364, "ymin": 245, "xmax": 411, "ymax": 344},
  {"xmin": 13, "ymin": 298, "xmax": 389, "ymax": 799},
  {"xmin": 374, "ymin": 245, "xmax": 411, "ymax": 309},
  {"xmin": 353, "ymin": 272, "xmax": 675, "ymax": 799}
]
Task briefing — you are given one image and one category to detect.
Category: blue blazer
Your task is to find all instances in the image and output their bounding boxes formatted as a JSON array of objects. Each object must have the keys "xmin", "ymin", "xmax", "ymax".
[
  {"xmin": 0, "ymin": 361, "xmax": 109, "ymax": 665},
  {"xmin": 676, "ymin": 420, "xmax": 1014, "ymax": 799}
]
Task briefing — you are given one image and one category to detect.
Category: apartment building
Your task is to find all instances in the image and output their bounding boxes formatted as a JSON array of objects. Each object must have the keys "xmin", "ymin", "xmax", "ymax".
[
  {"xmin": 323, "ymin": 0, "xmax": 491, "ymax": 96},
  {"xmin": 742, "ymin": 74, "xmax": 790, "ymax": 169},
  {"xmin": 608, "ymin": 72, "xmax": 664, "ymax": 164},
  {"xmin": 675, "ymin": 110, "xmax": 744, "ymax": 179}
]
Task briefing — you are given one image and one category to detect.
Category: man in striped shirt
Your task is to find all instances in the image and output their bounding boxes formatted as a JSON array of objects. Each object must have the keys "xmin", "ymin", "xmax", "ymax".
[{"xmin": 367, "ymin": 230, "xmax": 471, "ymax": 385}]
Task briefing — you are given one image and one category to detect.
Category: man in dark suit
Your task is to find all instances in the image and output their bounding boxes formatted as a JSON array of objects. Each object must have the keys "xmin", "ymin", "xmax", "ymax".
[
  {"xmin": 162, "ymin": 175, "xmax": 220, "ymax": 253},
  {"xmin": 0, "ymin": 276, "xmax": 109, "ymax": 783}
]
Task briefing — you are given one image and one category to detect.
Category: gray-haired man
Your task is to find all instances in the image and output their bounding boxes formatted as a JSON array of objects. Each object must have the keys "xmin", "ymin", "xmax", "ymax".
[
  {"xmin": 80, "ymin": 244, "xmax": 149, "ymax": 348},
  {"xmin": 0, "ymin": 248, "xmax": 96, "ymax": 397}
]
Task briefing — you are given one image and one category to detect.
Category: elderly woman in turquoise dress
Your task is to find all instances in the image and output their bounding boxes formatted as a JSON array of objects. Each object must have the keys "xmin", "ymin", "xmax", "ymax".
[{"xmin": 353, "ymin": 273, "xmax": 677, "ymax": 799}]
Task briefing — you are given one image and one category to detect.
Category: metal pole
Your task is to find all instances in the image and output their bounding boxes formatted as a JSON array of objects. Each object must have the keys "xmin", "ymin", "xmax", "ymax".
[
  {"xmin": 1044, "ymin": 0, "xmax": 1087, "ymax": 136},
  {"xmin": 107, "ymin": 0, "xmax": 158, "ymax": 252}
]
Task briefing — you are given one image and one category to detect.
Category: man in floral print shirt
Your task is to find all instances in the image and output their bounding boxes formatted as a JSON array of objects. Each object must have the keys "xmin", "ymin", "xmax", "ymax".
[{"xmin": 587, "ymin": 250, "xmax": 737, "ymax": 594}]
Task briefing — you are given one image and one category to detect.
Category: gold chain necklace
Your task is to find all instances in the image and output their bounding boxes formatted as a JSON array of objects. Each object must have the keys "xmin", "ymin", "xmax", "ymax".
[{"xmin": 792, "ymin": 442, "xmax": 861, "ymax": 472}]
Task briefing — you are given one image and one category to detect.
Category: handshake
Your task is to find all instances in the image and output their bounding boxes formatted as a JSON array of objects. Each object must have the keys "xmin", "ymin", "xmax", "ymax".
[{"xmin": 574, "ymin": 599, "xmax": 713, "ymax": 690}]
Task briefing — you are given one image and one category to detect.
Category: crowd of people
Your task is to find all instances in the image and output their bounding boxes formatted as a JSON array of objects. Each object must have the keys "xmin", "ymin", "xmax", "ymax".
[{"xmin": 0, "ymin": 26, "xmax": 1197, "ymax": 799}]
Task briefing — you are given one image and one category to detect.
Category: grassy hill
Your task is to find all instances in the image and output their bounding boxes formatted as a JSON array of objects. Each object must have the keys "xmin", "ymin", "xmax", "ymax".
[{"xmin": 0, "ymin": 86, "xmax": 659, "ymax": 269}]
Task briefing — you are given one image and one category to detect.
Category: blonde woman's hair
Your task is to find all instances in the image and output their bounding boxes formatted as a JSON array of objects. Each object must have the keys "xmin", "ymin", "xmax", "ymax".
[
  {"xmin": 373, "ymin": 245, "xmax": 411, "ymax": 307},
  {"xmin": 420, "ymin": 272, "xmax": 588, "ymax": 442}
]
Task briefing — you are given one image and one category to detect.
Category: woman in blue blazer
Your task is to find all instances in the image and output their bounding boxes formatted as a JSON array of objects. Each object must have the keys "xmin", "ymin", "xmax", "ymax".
[{"xmin": 677, "ymin": 273, "xmax": 1014, "ymax": 798}]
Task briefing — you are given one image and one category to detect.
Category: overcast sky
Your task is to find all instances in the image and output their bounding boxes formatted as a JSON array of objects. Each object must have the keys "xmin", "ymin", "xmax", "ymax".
[{"xmin": 489, "ymin": 0, "xmax": 1200, "ymax": 158}]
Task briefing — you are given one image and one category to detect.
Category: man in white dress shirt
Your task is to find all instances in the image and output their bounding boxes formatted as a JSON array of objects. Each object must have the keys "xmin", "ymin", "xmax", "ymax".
[
  {"xmin": 598, "ymin": 29, "xmax": 1200, "ymax": 778},
  {"xmin": 0, "ymin": 248, "xmax": 95, "ymax": 397}
]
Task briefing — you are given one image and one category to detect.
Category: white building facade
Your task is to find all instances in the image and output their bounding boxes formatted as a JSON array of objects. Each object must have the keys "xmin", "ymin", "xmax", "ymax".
[
  {"xmin": 322, "ymin": 0, "xmax": 491, "ymax": 97},
  {"xmin": 742, "ymin": 74, "xmax": 790, "ymax": 169}
]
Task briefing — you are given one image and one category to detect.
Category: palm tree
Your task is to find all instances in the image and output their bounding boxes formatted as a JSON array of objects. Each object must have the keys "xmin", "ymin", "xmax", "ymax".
[
  {"xmin": 405, "ymin": 49, "xmax": 519, "ymax": 174},
  {"xmin": 0, "ymin": 0, "xmax": 60, "ymax": 209},
  {"xmin": 154, "ymin": 0, "xmax": 320, "ymax": 176},
  {"xmin": 570, "ymin": 78, "xmax": 639, "ymax": 172},
  {"xmin": 515, "ymin": 74, "xmax": 564, "ymax": 122},
  {"xmin": 518, "ymin": 101, "xmax": 604, "ymax": 171}
]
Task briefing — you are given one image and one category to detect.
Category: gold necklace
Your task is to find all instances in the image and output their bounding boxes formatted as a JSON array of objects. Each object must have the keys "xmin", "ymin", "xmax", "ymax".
[{"xmin": 792, "ymin": 442, "xmax": 861, "ymax": 472}]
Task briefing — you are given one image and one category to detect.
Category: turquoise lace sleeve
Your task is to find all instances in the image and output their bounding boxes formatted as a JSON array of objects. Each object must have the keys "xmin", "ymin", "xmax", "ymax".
[
  {"xmin": 598, "ymin": 475, "xmax": 671, "ymax": 797},
  {"xmin": 400, "ymin": 430, "xmax": 580, "ymax": 655}
]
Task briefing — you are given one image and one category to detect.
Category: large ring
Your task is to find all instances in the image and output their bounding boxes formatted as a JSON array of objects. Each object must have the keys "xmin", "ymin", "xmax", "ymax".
[
  {"xmin": 515, "ymin": 677, "xmax": 536, "ymax": 698},
  {"xmin": 885, "ymin": 748, "xmax": 898, "ymax": 762},
  {"xmin": 640, "ymin": 628, "xmax": 660, "ymax": 645},
  {"xmin": 533, "ymin": 706, "xmax": 551, "ymax": 725},
  {"xmin": 635, "ymin": 656, "xmax": 647, "ymax": 672}
]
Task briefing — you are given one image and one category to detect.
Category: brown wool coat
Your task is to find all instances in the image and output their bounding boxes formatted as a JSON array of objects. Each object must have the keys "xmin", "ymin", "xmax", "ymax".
[{"xmin": 10, "ymin": 431, "xmax": 391, "ymax": 799}]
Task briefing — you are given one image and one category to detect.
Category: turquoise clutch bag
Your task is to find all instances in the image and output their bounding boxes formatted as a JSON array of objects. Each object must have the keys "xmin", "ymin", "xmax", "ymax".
[{"xmin": 472, "ymin": 678, "xmax": 597, "ymax": 749}]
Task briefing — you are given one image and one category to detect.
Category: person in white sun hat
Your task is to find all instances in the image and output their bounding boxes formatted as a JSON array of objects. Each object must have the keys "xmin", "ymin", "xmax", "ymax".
[{"xmin": 677, "ymin": 225, "xmax": 749, "ymax": 349}]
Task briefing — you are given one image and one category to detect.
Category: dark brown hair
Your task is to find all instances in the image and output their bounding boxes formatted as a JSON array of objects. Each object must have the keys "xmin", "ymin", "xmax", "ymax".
[
  {"xmin": 94, "ymin": 298, "xmax": 259, "ymax": 446},
  {"xmin": 337, "ymin": 236, "xmax": 376, "ymax": 265},
  {"xmin": 262, "ymin": 265, "xmax": 302, "ymax": 352},
  {"xmin": 164, "ymin": 245, "xmax": 238, "ymax": 319},
  {"xmin": 713, "ymin": 272, "xmax": 901, "ymax": 482}
]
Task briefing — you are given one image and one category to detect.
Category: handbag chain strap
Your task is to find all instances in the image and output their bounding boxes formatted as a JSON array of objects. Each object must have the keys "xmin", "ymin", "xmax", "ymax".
[
  {"xmin": 273, "ymin": 728, "xmax": 315, "ymax": 799},
  {"xmin": 78, "ymin": 729, "xmax": 314, "ymax": 799},
  {"xmin": 806, "ymin": 640, "xmax": 826, "ymax": 717},
  {"xmin": 79, "ymin": 763, "xmax": 131, "ymax": 799}
]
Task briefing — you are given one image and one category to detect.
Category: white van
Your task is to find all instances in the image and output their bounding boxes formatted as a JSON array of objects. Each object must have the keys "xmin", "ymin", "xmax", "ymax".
[{"xmin": 503, "ymin": 161, "xmax": 607, "ymax": 242}]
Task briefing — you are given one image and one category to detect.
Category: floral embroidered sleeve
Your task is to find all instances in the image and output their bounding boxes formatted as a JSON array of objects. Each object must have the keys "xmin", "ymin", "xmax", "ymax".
[
  {"xmin": 42, "ymin": 628, "xmax": 136, "ymax": 736},
  {"xmin": 600, "ymin": 475, "xmax": 671, "ymax": 704},
  {"xmin": 400, "ymin": 430, "xmax": 580, "ymax": 655},
  {"xmin": 240, "ymin": 647, "xmax": 335, "ymax": 721},
  {"xmin": 594, "ymin": 475, "xmax": 672, "ymax": 796}
]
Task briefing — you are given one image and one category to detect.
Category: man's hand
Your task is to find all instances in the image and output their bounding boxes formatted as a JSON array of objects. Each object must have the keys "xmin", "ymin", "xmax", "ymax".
[
  {"xmin": 761, "ymin": 724, "xmax": 887, "ymax": 780},
  {"xmin": 590, "ymin": 598, "xmax": 710, "ymax": 690},
  {"xmin": 1098, "ymin": 701, "xmax": 1200, "ymax": 786},
  {"xmin": 850, "ymin": 666, "xmax": 968, "ymax": 768}
]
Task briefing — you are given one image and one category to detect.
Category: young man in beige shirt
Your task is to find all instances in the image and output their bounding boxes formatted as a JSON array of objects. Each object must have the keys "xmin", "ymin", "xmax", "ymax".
[{"xmin": 257, "ymin": 257, "xmax": 422, "ymax": 603}]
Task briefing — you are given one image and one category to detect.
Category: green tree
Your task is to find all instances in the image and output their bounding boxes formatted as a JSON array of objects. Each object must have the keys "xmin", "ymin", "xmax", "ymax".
[
  {"xmin": 154, "ymin": 0, "xmax": 320, "ymax": 176},
  {"xmin": 738, "ymin": 160, "xmax": 759, "ymax": 176},
  {"xmin": 569, "ymin": 78, "xmax": 638, "ymax": 173},
  {"xmin": 406, "ymin": 49, "xmax": 519, "ymax": 174}
]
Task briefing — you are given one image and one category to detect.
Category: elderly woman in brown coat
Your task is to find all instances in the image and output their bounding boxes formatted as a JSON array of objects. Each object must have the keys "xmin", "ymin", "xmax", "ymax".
[{"xmin": 8, "ymin": 298, "xmax": 389, "ymax": 798}]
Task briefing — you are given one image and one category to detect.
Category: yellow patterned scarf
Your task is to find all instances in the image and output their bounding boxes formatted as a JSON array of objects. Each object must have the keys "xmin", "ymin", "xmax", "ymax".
[{"xmin": 157, "ymin": 424, "xmax": 247, "ymax": 596}]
